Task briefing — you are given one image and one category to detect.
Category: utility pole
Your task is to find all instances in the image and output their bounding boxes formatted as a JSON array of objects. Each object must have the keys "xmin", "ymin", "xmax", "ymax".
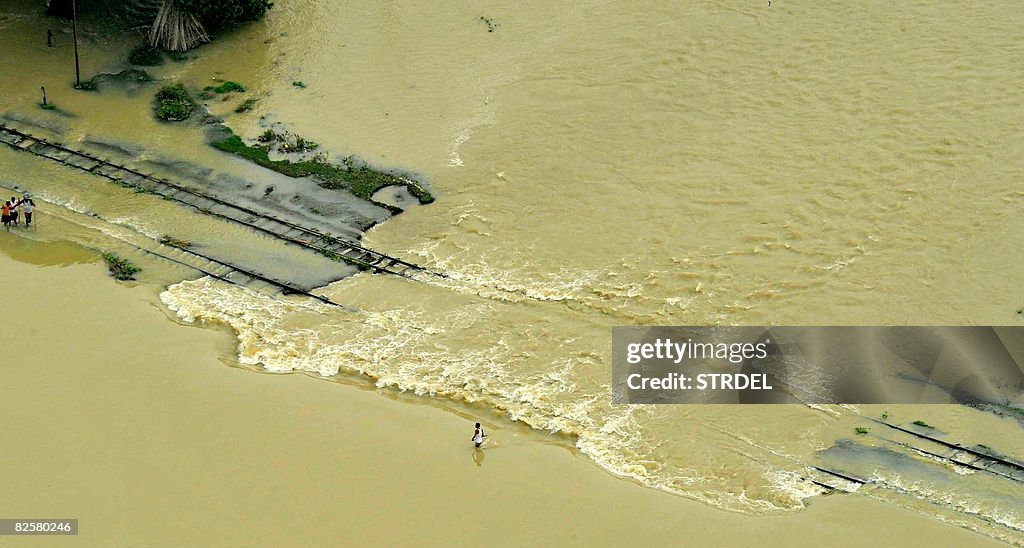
[{"xmin": 71, "ymin": 0, "xmax": 81, "ymax": 88}]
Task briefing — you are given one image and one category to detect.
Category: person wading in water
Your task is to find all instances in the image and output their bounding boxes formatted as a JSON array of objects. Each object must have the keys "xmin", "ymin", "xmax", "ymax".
[
  {"xmin": 471, "ymin": 423, "xmax": 486, "ymax": 448},
  {"xmin": 22, "ymin": 197, "xmax": 35, "ymax": 228},
  {"xmin": 9, "ymin": 197, "xmax": 20, "ymax": 226}
]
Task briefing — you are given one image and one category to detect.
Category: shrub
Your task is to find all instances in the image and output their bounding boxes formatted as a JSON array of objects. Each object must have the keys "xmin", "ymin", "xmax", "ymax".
[
  {"xmin": 912, "ymin": 420, "xmax": 934, "ymax": 429},
  {"xmin": 154, "ymin": 84, "xmax": 194, "ymax": 121},
  {"xmin": 205, "ymin": 81, "xmax": 246, "ymax": 93},
  {"xmin": 128, "ymin": 44, "xmax": 164, "ymax": 66},
  {"xmin": 257, "ymin": 129, "xmax": 279, "ymax": 143},
  {"xmin": 235, "ymin": 98, "xmax": 257, "ymax": 113},
  {"xmin": 854, "ymin": 427, "xmax": 869, "ymax": 435},
  {"xmin": 102, "ymin": 253, "xmax": 142, "ymax": 280},
  {"xmin": 278, "ymin": 134, "xmax": 319, "ymax": 153}
]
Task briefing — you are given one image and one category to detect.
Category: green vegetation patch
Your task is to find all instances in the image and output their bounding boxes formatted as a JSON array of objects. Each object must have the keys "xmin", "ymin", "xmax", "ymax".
[
  {"xmin": 206, "ymin": 81, "xmax": 246, "ymax": 94},
  {"xmin": 318, "ymin": 249, "xmax": 343, "ymax": 261},
  {"xmin": 40, "ymin": 103, "xmax": 57, "ymax": 110},
  {"xmin": 258, "ymin": 129, "xmax": 281, "ymax": 143},
  {"xmin": 129, "ymin": 44, "xmax": 164, "ymax": 66},
  {"xmin": 255, "ymin": 130, "xmax": 317, "ymax": 153},
  {"xmin": 292, "ymin": 80, "xmax": 307, "ymax": 88},
  {"xmin": 102, "ymin": 253, "xmax": 142, "ymax": 280},
  {"xmin": 235, "ymin": 98, "xmax": 258, "ymax": 113},
  {"xmin": 912, "ymin": 420, "xmax": 934, "ymax": 429},
  {"xmin": 211, "ymin": 129, "xmax": 434, "ymax": 205},
  {"xmin": 279, "ymin": 134, "xmax": 318, "ymax": 153},
  {"xmin": 854, "ymin": 427, "xmax": 869, "ymax": 435},
  {"xmin": 154, "ymin": 84, "xmax": 195, "ymax": 122},
  {"xmin": 159, "ymin": 236, "xmax": 193, "ymax": 249}
]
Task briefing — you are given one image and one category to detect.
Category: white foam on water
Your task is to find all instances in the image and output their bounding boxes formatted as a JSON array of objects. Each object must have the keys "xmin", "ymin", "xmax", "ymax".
[
  {"xmin": 868, "ymin": 469, "xmax": 1024, "ymax": 542},
  {"xmin": 447, "ymin": 128, "xmax": 471, "ymax": 167},
  {"xmin": 806, "ymin": 404, "xmax": 841, "ymax": 417},
  {"xmin": 765, "ymin": 469, "xmax": 830, "ymax": 502},
  {"xmin": 159, "ymin": 276, "xmax": 1024, "ymax": 534},
  {"xmin": 159, "ymin": 277, "xmax": 824, "ymax": 516}
]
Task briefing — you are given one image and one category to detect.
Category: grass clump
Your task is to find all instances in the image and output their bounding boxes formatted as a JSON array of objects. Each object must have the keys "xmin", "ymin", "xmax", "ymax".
[
  {"xmin": 257, "ymin": 129, "xmax": 281, "ymax": 143},
  {"xmin": 292, "ymin": 80, "xmax": 307, "ymax": 88},
  {"xmin": 235, "ymin": 98, "xmax": 258, "ymax": 113},
  {"xmin": 278, "ymin": 134, "xmax": 319, "ymax": 153},
  {"xmin": 212, "ymin": 130, "xmax": 433, "ymax": 205},
  {"xmin": 154, "ymin": 84, "xmax": 194, "ymax": 122},
  {"xmin": 128, "ymin": 44, "xmax": 164, "ymax": 66},
  {"xmin": 102, "ymin": 253, "xmax": 142, "ymax": 280},
  {"xmin": 854, "ymin": 427, "xmax": 869, "ymax": 435},
  {"xmin": 40, "ymin": 103, "xmax": 57, "ymax": 110},
  {"xmin": 205, "ymin": 81, "xmax": 246, "ymax": 94},
  {"xmin": 912, "ymin": 420, "xmax": 934, "ymax": 429},
  {"xmin": 318, "ymin": 249, "xmax": 343, "ymax": 261},
  {"xmin": 159, "ymin": 236, "xmax": 192, "ymax": 249}
]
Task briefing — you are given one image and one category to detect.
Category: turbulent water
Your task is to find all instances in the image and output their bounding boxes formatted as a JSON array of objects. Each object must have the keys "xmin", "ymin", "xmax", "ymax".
[{"xmin": 2, "ymin": 0, "xmax": 1023, "ymax": 543}]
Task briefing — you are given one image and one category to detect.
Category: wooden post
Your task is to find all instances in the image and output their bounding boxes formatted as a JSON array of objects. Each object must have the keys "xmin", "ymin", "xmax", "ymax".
[
  {"xmin": 41, "ymin": 87, "xmax": 47, "ymax": 106},
  {"xmin": 71, "ymin": 0, "xmax": 81, "ymax": 88}
]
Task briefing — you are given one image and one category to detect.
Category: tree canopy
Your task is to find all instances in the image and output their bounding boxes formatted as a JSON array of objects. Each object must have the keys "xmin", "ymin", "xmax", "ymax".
[
  {"xmin": 45, "ymin": 0, "xmax": 273, "ymax": 33},
  {"xmin": 175, "ymin": 0, "xmax": 273, "ymax": 30}
]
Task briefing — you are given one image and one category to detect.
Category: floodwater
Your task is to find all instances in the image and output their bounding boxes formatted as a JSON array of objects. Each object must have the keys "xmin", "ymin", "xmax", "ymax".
[{"xmin": 2, "ymin": 0, "xmax": 1022, "ymax": 544}]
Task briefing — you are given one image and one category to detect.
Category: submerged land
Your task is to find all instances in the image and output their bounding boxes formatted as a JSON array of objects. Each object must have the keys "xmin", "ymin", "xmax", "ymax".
[
  {"xmin": 1, "ymin": 0, "xmax": 1022, "ymax": 546},
  {"xmin": 0, "ymin": 247, "xmax": 1001, "ymax": 546}
]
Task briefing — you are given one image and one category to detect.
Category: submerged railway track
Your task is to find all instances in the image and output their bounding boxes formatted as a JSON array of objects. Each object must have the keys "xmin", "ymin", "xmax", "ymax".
[{"xmin": 0, "ymin": 123, "xmax": 445, "ymax": 299}]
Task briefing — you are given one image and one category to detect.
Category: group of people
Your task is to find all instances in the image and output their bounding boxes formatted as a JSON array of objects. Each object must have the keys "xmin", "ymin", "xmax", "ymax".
[{"xmin": 2, "ymin": 195, "xmax": 35, "ymax": 229}]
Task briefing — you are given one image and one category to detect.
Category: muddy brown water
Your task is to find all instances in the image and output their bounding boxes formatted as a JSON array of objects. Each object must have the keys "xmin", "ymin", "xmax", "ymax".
[{"xmin": 1, "ymin": 0, "xmax": 1022, "ymax": 543}]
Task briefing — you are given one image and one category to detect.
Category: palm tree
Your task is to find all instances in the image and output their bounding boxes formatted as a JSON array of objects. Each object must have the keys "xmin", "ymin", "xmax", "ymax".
[{"xmin": 147, "ymin": 0, "xmax": 209, "ymax": 51}]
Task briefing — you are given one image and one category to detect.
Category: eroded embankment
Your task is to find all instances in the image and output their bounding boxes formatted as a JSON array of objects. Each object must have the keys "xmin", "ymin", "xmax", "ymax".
[{"xmin": 0, "ymin": 117, "xmax": 444, "ymax": 290}]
